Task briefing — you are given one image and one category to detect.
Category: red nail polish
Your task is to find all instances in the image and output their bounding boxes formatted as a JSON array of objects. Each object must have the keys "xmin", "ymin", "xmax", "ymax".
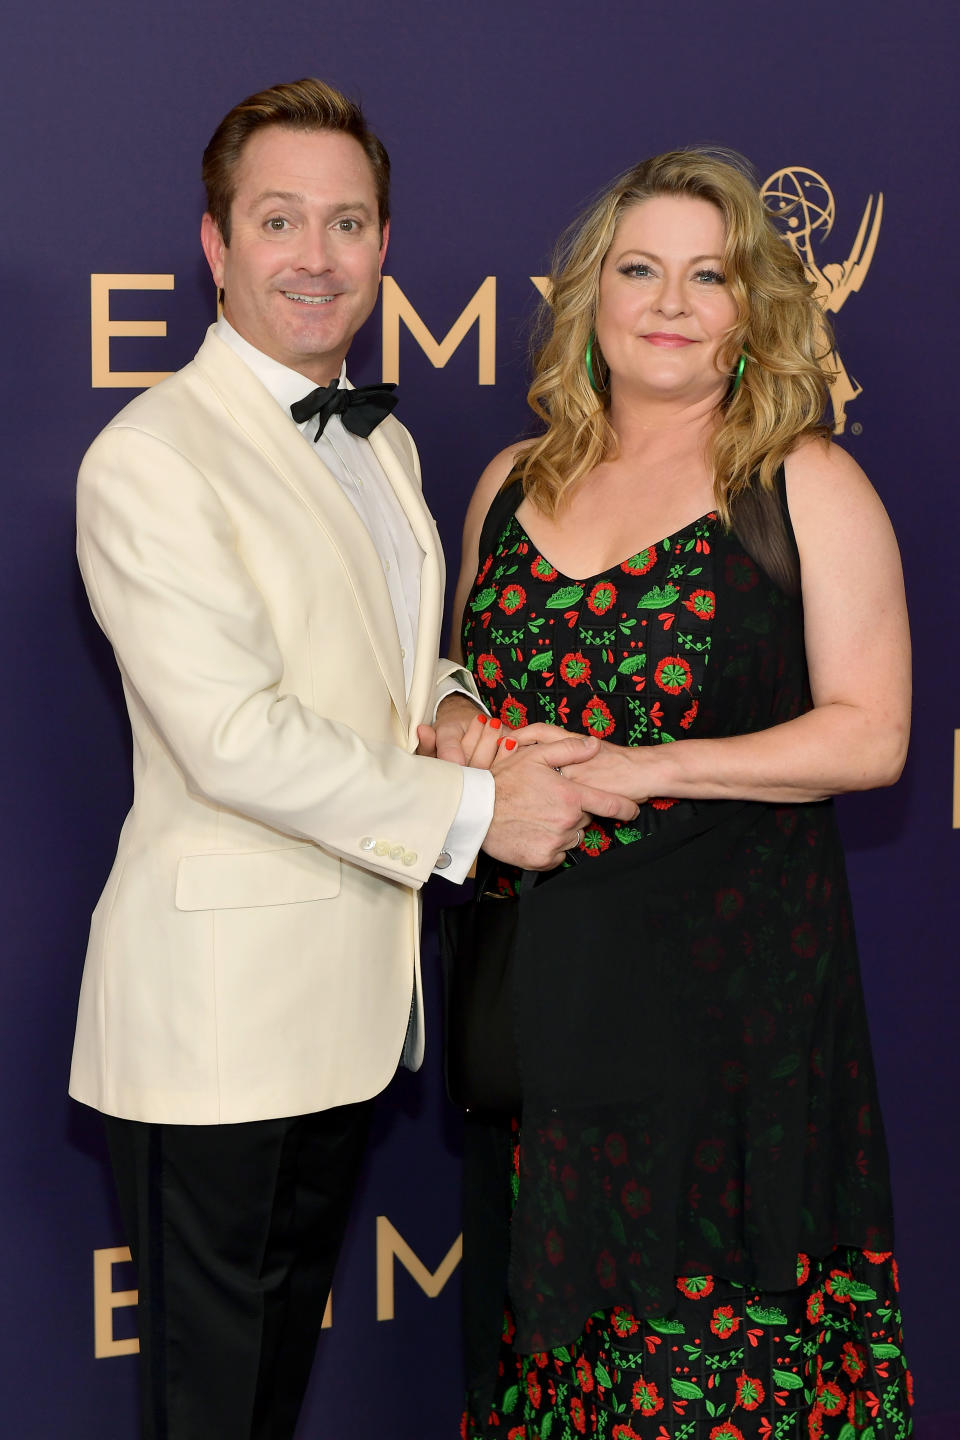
[
  {"xmin": 503, "ymin": 738, "xmax": 517, "ymax": 751},
  {"xmin": 477, "ymin": 714, "xmax": 488, "ymax": 725},
  {"xmin": 489, "ymin": 718, "xmax": 501, "ymax": 730}
]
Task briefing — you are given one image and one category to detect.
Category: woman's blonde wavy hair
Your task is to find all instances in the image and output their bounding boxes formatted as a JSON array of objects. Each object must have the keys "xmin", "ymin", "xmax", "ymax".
[{"xmin": 519, "ymin": 148, "xmax": 833, "ymax": 521}]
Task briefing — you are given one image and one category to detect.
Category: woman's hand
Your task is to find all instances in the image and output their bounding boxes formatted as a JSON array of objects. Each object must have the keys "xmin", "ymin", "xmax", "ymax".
[{"xmin": 495, "ymin": 722, "xmax": 660, "ymax": 804}]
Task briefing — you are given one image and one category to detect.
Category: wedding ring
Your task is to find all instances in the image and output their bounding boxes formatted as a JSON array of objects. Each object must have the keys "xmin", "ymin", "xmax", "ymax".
[
  {"xmin": 554, "ymin": 766, "xmax": 564, "ymax": 777},
  {"xmin": 574, "ymin": 829, "xmax": 582, "ymax": 848}
]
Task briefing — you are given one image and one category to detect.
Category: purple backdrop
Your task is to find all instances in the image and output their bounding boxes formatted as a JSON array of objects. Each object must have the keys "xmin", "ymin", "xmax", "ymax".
[{"xmin": 2, "ymin": 2, "xmax": 957, "ymax": 1435}]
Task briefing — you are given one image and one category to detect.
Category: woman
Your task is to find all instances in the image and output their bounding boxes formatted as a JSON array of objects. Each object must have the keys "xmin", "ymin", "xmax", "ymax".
[{"xmin": 447, "ymin": 151, "xmax": 912, "ymax": 1439}]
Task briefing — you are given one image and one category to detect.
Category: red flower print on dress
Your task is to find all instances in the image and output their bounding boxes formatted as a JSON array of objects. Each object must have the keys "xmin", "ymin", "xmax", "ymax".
[
  {"xmin": 682, "ymin": 588, "xmax": 716, "ymax": 619},
  {"xmin": 709, "ymin": 1425, "xmax": 745, "ymax": 1440},
  {"xmin": 840, "ymin": 1341, "xmax": 867, "ymax": 1382},
  {"xmin": 825, "ymin": 1269, "xmax": 857, "ymax": 1302},
  {"xmin": 719, "ymin": 1177, "xmax": 741, "ymax": 1216},
  {"xmin": 621, "ymin": 1179, "xmax": 651, "ymax": 1217},
  {"xmin": 694, "ymin": 1138, "xmax": 725, "ymax": 1172},
  {"xmin": 502, "ymin": 1308, "xmax": 516, "ymax": 1344},
  {"xmin": 650, "ymin": 796, "xmax": 677, "ymax": 810},
  {"xmin": 676, "ymin": 1274, "xmax": 715, "ymax": 1300},
  {"xmin": 559, "ymin": 651, "xmax": 591, "ymax": 685},
  {"xmin": 545, "ymin": 1229, "xmax": 565, "ymax": 1267},
  {"xmin": 679, "ymin": 698, "xmax": 699, "ymax": 729},
  {"xmin": 581, "ymin": 825, "xmax": 612, "ymax": 856},
  {"xmin": 654, "ymin": 655, "xmax": 692, "ymax": 694},
  {"xmin": 531, "ymin": 554, "xmax": 558, "ymax": 581},
  {"xmin": 806, "ymin": 1288, "xmax": 825, "ymax": 1324},
  {"xmin": 862, "ymin": 1249, "xmax": 892, "ymax": 1263},
  {"xmin": 621, "ymin": 547, "xmax": 659, "ymax": 576},
  {"xmin": 596, "ymin": 1250, "xmax": 617, "ymax": 1289},
  {"xmin": 526, "ymin": 1370, "xmax": 542, "ymax": 1408},
  {"xmin": 569, "ymin": 1396, "xmax": 587, "ymax": 1434},
  {"xmin": 611, "ymin": 1306, "xmax": 639, "ymax": 1337},
  {"xmin": 560, "ymin": 1163, "xmax": 578, "ymax": 1201},
  {"xmin": 631, "ymin": 1379, "xmax": 664, "ymax": 1415},
  {"xmin": 507, "ymin": 1430, "xmax": 526, "ymax": 1440},
  {"xmin": 724, "ymin": 554, "xmax": 759, "ymax": 591},
  {"xmin": 499, "ymin": 583, "xmax": 527, "ymax": 614},
  {"xmin": 612, "ymin": 1427, "xmax": 643, "ymax": 1440},
  {"xmin": 715, "ymin": 888, "xmax": 744, "ymax": 920},
  {"xmin": 710, "ymin": 1305, "xmax": 740, "ymax": 1338},
  {"xmin": 816, "ymin": 1381, "xmax": 845, "ymax": 1416},
  {"xmin": 501, "ymin": 697, "xmax": 529, "ymax": 729},
  {"xmin": 735, "ymin": 1375, "xmax": 765, "ymax": 1410},
  {"xmin": 587, "ymin": 580, "xmax": 618, "ymax": 614},
  {"xmin": 808, "ymin": 1405, "xmax": 825, "ymax": 1440},
  {"xmin": 575, "ymin": 1355, "xmax": 594, "ymax": 1392},
  {"xmin": 796, "ymin": 1253, "xmax": 811, "ymax": 1285},
  {"xmin": 604, "ymin": 1133, "xmax": 628, "ymax": 1166},
  {"xmin": 477, "ymin": 653, "xmax": 502, "ymax": 688},
  {"xmin": 582, "ymin": 696, "xmax": 616, "ymax": 737},
  {"xmin": 475, "ymin": 554, "xmax": 492, "ymax": 585},
  {"xmin": 790, "ymin": 922, "xmax": 817, "ymax": 957},
  {"xmin": 721, "ymin": 1060, "xmax": 748, "ymax": 1092}
]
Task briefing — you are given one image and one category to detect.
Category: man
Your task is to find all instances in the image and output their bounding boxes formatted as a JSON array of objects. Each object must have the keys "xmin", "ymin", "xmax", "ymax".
[{"xmin": 71, "ymin": 78, "xmax": 632, "ymax": 1439}]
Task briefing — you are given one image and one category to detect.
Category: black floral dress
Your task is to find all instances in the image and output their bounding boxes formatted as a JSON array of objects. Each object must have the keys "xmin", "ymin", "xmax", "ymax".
[{"xmin": 458, "ymin": 476, "xmax": 912, "ymax": 1439}]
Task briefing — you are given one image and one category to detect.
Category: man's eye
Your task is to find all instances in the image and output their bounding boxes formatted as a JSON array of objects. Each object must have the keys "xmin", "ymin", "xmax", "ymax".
[
  {"xmin": 267, "ymin": 217, "xmax": 289, "ymax": 231},
  {"xmin": 335, "ymin": 218, "xmax": 359, "ymax": 232}
]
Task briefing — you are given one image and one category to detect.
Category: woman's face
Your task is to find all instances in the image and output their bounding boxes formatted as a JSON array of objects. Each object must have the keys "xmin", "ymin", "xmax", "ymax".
[{"xmin": 595, "ymin": 194, "xmax": 739, "ymax": 404}]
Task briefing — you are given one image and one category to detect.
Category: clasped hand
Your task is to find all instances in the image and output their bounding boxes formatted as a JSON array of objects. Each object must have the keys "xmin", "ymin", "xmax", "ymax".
[{"xmin": 417, "ymin": 708, "xmax": 640, "ymax": 871}]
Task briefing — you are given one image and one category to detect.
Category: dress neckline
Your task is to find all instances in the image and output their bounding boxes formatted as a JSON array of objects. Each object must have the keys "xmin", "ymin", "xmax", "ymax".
[{"xmin": 510, "ymin": 509, "xmax": 715, "ymax": 587}]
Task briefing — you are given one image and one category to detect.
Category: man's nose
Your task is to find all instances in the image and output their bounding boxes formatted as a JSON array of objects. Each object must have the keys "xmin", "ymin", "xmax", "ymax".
[{"xmin": 296, "ymin": 223, "xmax": 334, "ymax": 273}]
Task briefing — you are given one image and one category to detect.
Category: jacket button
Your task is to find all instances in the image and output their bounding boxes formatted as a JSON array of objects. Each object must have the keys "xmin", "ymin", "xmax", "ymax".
[
  {"xmin": 375, "ymin": 840, "xmax": 390, "ymax": 856},
  {"xmin": 359, "ymin": 837, "xmax": 376, "ymax": 851},
  {"xmin": 402, "ymin": 851, "xmax": 417, "ymax": 866},
  {"xmin": 389, "ymin": 845, "xmax": 404, "ymax": 860}
]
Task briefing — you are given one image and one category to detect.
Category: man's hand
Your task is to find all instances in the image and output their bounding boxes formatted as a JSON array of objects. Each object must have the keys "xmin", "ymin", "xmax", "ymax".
[
  {"xmin": 483, "ymin": 734, "xmax": 639, "ymax": 871},
  {"xmin": 430, "ymin": 692, "xmax": 488, "ymax": 764}
]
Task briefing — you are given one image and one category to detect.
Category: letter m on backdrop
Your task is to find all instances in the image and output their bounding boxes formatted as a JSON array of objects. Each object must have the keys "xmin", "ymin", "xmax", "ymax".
[{"xmin": 381, "ymin": 277, "xmax": 496, "ymax": 384}]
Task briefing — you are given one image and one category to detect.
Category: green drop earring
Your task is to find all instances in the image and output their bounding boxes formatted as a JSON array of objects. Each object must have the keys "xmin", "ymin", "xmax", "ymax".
[
  {"xmin": 585, "ymin": 332, "xmax": 603, "ymax": 393},
  {"xmin": 731, "ymin": 352, "xmax": 747, "ymax": 393}
]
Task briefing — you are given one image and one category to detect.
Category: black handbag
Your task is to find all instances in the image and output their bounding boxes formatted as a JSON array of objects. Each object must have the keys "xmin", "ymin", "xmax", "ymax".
[{"xmin": 440, "ymin": 862, "xmax": 538, "ymax": 1114}]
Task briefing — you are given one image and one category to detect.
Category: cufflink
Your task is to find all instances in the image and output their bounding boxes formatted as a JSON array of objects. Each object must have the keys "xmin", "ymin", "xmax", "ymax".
[{"xmin": 434, "ymin": 850, "xmax": 453, "ymax": 871}]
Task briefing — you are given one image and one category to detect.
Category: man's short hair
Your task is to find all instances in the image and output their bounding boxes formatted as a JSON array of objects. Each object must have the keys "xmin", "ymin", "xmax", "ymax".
[{"xmin": 202, "ymin": 77, "xmax": 390, "ymax": 244}]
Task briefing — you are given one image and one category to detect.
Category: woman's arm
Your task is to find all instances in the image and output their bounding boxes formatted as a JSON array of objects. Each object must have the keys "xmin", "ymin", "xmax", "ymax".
[{"xmin": 550, "ymin": 440, "xmax": 911, "ymax": 805}]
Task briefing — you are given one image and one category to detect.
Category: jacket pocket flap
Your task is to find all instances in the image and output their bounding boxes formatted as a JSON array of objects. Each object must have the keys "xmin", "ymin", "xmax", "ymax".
[{"xmin": 175, "ymin": 846, "xmax": 341, "ymax": 911}]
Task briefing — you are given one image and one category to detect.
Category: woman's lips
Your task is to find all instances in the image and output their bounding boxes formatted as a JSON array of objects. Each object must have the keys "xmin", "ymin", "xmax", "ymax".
[{"xmin": 642, "ymin": 332, "xmax": 696, "ymax": 347}]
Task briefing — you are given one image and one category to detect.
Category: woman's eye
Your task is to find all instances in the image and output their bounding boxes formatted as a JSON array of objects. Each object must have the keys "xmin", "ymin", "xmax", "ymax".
[
  {"xmin": 620, "ymin": 263, "xmax": 653, "ymax": 278},
  {"xmin": 696, "ymin": 269, "xmax": 726, "ymax": 284}
]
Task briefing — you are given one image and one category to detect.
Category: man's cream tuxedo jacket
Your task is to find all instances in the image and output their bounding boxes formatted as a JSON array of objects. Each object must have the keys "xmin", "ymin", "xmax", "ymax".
[{"xmin": 70, "ymin": 328, "xmax": 470, "ymax": 1125}]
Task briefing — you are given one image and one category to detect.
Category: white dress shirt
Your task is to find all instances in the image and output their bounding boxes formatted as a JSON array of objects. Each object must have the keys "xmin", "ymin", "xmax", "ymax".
[{"xmin": 215, "ymin": 318, "xmax": 493, "ymax": 882}]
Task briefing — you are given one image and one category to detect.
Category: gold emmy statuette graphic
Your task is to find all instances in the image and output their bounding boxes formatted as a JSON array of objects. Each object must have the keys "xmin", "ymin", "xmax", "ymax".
[{"xmin": 762, "ymin": 169, "xmax": 883, "ymax": 434}]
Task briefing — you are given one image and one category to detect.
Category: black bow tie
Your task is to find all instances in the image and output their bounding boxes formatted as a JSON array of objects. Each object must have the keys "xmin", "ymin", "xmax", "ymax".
[{"xmin": 290, "ymin": 381, "xmax": 398, "ymax": 440}]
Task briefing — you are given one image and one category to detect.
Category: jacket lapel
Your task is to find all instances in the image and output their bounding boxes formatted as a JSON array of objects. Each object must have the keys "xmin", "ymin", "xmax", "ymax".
[
  {"xmin": 366, "ymin": 421, "xmax": 446, "ymax": 736},
  {"xmin": 193, "ymin": 330, "xmax": 408, "ymax": 721}
]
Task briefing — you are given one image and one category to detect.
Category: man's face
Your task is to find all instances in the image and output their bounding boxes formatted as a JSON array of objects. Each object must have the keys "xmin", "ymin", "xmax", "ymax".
[{"xmin": 201, "ymin": 126, "xmax": 388, "ymax": 384}]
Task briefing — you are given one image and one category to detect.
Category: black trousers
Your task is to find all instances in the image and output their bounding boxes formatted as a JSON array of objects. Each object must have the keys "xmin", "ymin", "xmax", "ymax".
[{"xmin": 105, "ymin": 1101, "xmax": 373, "ymax": 1440}]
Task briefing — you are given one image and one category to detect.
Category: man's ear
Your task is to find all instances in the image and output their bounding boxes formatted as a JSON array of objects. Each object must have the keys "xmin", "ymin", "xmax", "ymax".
[
  {"xmin": 200, "ymin": 213, "xmax": 227, "ymax": 290},
  {"xmin": 378, "ymin": 219, "xmax": 390, "ymax": 276}
]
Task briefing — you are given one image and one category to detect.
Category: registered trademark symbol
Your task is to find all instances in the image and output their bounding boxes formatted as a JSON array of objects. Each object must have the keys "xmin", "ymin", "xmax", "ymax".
[{"xmin": 850, "ymin": 422, "xmax": 863, "ymax": 436}]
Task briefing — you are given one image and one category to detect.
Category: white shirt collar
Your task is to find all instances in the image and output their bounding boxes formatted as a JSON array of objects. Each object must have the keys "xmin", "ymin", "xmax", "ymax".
[{"xmin": 215, "ymin": 315, "xmax": 347, "ymax": 415}]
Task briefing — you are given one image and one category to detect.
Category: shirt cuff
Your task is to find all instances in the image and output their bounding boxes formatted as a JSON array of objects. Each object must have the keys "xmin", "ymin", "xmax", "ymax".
[
  {"xmin": 432, "ymin": 675, "xmax": 489, "ymax": 723},
  {"xmin": 433, "ymin": 766, "xmax": 495, "ymax": 884}
]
